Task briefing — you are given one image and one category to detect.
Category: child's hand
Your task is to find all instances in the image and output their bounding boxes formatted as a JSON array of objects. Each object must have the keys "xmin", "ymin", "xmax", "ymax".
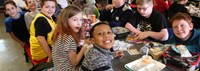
[
  {"xmin": 84, "ymin": 38, "xmax": 92, "ymax": 44},
  {"xmin": 114, "ymin": 50, "xmax": 124, "ymax": 59},
  {"xmin": 106, "ymin": 4, "xmax": 114, "ymax": 10},
  {"xmin": 47, "ymin": 57, "xmax": 52, "ymax": 63}
]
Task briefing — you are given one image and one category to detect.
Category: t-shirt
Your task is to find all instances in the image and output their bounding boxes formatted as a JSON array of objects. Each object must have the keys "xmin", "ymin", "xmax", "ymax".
[
  {"xmin": 129, "ymin": 9, "xmax": 167, "ymax": 32},
  {"xmin": 128, "ymin": 9, "xmax": 168, "ymax": 41},
  {"xmin": 4, "ymin": 12, "xmax": 30, "ymax": 43},
  {"xmin": 13, "ymin": 0, "xmax": 27, "ymax": 9},
  {"xmin": 24, "ymin": 11, "xmax": 40, "ymax": 30},
  {"xmin": 52, "ymin": 34, "xmax": 79, "ymax": 71}
]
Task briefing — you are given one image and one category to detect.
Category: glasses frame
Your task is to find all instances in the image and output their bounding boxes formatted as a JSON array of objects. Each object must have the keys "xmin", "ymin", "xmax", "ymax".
[{"xmin": 137, "ymin": 4, "xmax": 152, "ymax": 11}]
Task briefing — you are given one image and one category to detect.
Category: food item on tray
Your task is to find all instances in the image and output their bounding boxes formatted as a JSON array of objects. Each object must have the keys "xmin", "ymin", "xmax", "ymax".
[
  {"xmin": 142, "ymin": 55, "xmax": 152, "ymax": 64},
  {"xmin": 150, "ymin": 47, "xmax": 163, "ymax": 59},
  {"xmin": 126, "ymin": 34, "xmax": 138, "ymax": 41}
]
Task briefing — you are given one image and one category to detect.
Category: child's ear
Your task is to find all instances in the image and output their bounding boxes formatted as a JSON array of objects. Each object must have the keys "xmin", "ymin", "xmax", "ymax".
[
  {"xmin": 90, "ymin": 38, "xmax": 95, "ymax": 44},
  {"xmin": 4, "ymin": 10, "xmax": 8, "ymax": 14},
  {"xmin": 16, "ymin": 7, "xmax": 19, "ymax": 11},
  {"xmin": 189, "ymin": 23, "xmax": 194, "ymax": 30}
]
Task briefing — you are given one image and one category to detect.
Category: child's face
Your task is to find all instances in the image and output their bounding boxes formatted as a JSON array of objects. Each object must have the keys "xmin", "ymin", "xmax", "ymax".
[
  {"xmin": 137, "ymin": 3, "xmax": 153, "ymax": 18},
  {"xmin": 172, "ymin": 19, "xmax": 193, "ymax": 40},
  {"xmin": 68, "ymin": 12, "xmax": 83, "ymax": 33},
  {"xmin": 5, "ymin": 4, "xmax": 18, "ymax": 18},
  {"xmin": 26, "ymin": 0, "xmax": 38, "ymax": 10},
  {"xmin": 41, "ymin": 1, "xmax": 56, "ymax": 17},
  {"xmin": 91, "ymin": 24, "xmax": 115, "ymax": 49},
  {"xmin": 112, "ymin": 0, "xmax": 125, "ymax": 8}
]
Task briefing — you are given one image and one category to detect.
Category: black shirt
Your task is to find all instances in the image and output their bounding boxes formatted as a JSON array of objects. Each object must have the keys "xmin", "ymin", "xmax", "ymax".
[{"xmin": 129, "ymin": 9, "xmax": 167, "ymax": 32}]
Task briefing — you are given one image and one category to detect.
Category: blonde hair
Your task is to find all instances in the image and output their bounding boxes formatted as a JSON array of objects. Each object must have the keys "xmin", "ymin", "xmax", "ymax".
[{"xmin": 136, "ymin": 0, "xmax": 152, "ymax": 5}]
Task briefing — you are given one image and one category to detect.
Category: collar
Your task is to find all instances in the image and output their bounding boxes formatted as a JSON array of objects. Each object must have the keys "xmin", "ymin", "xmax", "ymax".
[{"xmin": 41, "ymin": 12, "xmax": 53, "ymax": 20}]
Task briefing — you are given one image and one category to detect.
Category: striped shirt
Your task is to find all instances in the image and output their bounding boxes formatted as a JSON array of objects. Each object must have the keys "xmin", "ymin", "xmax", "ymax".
[{"xmin": 52, "ymin": 34, "xmax": 79, "ymax": 71}]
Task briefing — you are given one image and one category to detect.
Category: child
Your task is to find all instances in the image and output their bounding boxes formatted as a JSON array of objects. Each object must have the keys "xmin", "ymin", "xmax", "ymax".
[
  {"xmin": 4, "ymin": 1, "xmax": 30, "ymax": 47},
  {"xmin": 80, "ymin": 22, "xmax": 124, "ymax": 71},
  {"xmin": 52, "ymin": 6, "xmax": 89, "ymax": 71},
  {"xmin": 24, "ymin": 0, "xmax": 39, "ymax": 31},
  {"xmin": 99, "ymin": 0, "xmax": 133, "ymax": 27},
  {"xmin": 168, "ymin": 12, "xmax": 200, "ymax": 54},
  {"xmin": 29, "ymin": 0, "xmax": 56, "ymax": 63}
]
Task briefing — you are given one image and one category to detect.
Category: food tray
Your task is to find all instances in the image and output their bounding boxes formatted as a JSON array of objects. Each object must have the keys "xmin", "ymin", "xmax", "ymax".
[
  {"xmin": 112, "ymin": 27, "xmax": 130, "ymax": 39},
  {"xmin": 124, "ymin": 58, "xmax": 166, "ymax": 71}
]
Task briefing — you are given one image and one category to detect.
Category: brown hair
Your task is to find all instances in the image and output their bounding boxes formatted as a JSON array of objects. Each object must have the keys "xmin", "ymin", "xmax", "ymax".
[
  {"xmin": 4, "ymin": 1, "xmax": 17, "ymax": 10},
  {"xmin": 170, "ymin": 12, "xmax": 192, "ymax": 25},
  {"xmin": 40, "ymin": 0, "xmax": 57, "ymax": 7},
  {"xmin": 53, "ymin": 5, "xmax": 83, "ymax": 44}
]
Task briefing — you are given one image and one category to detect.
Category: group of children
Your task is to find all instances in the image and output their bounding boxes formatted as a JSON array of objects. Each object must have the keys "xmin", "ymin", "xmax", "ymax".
[
  {"xmin": 4, "ymin": 0, "xmax": 123, "ymax": 71},
  {"xmin": 3, "ymin": 0, "xmax": 200, "ymax": 71}
]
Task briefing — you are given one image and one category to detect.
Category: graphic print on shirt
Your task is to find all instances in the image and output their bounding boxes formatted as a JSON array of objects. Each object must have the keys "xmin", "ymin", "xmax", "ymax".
[{"xmin": 137, "ymin": 19, "xmax": 152, "ymax": 32}]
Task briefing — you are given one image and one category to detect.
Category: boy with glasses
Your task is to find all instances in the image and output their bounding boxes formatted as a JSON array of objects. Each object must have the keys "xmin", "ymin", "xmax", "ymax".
[{"xmin": 125, "ymin": 0, "xmax": 169, "ymax": 41}]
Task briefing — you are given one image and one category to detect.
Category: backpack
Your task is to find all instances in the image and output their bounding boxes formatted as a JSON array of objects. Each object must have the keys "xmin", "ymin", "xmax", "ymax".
[
  {"xmin": 29, "ymin": 62, "xmax": 54, "ymax": 71},
  {"xmin": 163, "ymin": 47, "xmax": 200, "ymax": 70}
]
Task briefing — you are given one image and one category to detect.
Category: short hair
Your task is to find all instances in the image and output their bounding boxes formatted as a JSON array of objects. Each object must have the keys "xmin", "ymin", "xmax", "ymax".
[
  {"xmin": 170, "ymin": 12, "xmax": 192, "ymax": 25},
  {"xmin": 89, "ymin": 21, "xmax": 111, "ymax": 38},
  {"xmin": 40, "ymin": 0, "xmax": 57, "ymax": 7},
  {"xmin": 4, "ymin": 1, "xmax": 17, "ymax": 9},
  {"xmin": 96, "ymin": 0, "xmax": 108, "ymax": 6},
  {"xmin": 136, "ymin": 0, "xmax": 152, "ymax": 5}
]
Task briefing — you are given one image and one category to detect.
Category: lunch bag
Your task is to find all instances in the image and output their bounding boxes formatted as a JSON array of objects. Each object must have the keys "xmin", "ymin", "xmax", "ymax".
[{"xmin": 163, "ymin": 47, "xmax": 200, "ymax": 70}]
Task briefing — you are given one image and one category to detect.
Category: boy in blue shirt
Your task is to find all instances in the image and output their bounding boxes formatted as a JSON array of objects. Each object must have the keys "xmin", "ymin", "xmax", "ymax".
[{"xmin": 168, "ymin": 12, "xmax": 200, "ymax": 54}]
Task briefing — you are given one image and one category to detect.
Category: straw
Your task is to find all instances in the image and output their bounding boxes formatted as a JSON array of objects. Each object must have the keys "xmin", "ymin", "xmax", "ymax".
[{"xmin": 146, "ymin": 48, "xmax": 149, "ymax": 56}]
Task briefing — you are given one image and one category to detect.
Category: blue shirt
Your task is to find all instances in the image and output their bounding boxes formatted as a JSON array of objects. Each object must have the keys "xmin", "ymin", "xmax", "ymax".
[
  {"xmin": 4, "ymin": 12, "xmax": 25, "ymax": 32},
  {"xmin": 168, "ymin": 29, "xmax": 200, "ymax": 54}
]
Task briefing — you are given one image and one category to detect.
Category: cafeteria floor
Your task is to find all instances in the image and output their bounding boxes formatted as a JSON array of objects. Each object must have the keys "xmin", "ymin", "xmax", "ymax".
[{"xmin": 0, "ymin": 10, "xmax": 32, "ymax": 71}]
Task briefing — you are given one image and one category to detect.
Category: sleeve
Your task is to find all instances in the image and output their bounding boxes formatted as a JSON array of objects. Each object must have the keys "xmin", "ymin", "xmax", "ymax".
[
  {"xmin": 4, "ymin": 17, "xmax": 13, "ymax": 32},
  {"xmin": 160, "ymin": 14, "xmax": 168, "ymax": 29},
  {"xmin": 127, "ymin": 13, "xmax": 139, "ymax": 27},
  {"xmin": 24, "ymin": 13, "xmax": 32, "ymax": 30},
  {"xmin": 63, "ymin": 35, "xmax": 77, "ymax": 52},
  {"xmin": 120, "ymin": 10, "xmax": 133, "ymax": 27},
  {"xmin": 151, "ymin": 11, "xmax": 168, "ymax": 32},
  {"xmin": 34, "ymin": 17, "xmax": 51, "ymax": 37}
]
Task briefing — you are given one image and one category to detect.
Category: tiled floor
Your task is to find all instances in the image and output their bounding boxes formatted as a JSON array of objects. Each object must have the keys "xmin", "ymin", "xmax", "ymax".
[{"xmin": 0, "ymin": 11, "xmax": 32, "ymax": 71}]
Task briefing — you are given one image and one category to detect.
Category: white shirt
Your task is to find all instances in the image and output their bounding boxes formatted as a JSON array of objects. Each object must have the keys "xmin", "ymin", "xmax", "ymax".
[
  {"xmin": 56, "ymin": 0, "xmax": 68, "ymax": 9},
  {"xmin": 13, "ymin": 0, "xmax": 27, "ymax": 9}
]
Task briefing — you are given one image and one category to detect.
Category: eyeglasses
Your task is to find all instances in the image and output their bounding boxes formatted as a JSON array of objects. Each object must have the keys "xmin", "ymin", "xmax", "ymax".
[{"xmin": 137, "ymin": 4, "xmax": 151, "ymax": 11}]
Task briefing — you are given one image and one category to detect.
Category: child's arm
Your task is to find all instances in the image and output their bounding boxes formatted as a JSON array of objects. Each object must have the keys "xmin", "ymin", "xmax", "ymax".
[
  {"xmin": 37, "ymin": 36, "xmax": 52, "ymax": 62},
  {"xmin": 113, "ymin": 50, "xmax": 124, "ymax": 59},
  {"xmin": 9, "ymin": 32, "xmax": 26, "ymax": 47},
  {"xmin": 68, "ymin": 44, "xmax": 87, "ymax": 66}
]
